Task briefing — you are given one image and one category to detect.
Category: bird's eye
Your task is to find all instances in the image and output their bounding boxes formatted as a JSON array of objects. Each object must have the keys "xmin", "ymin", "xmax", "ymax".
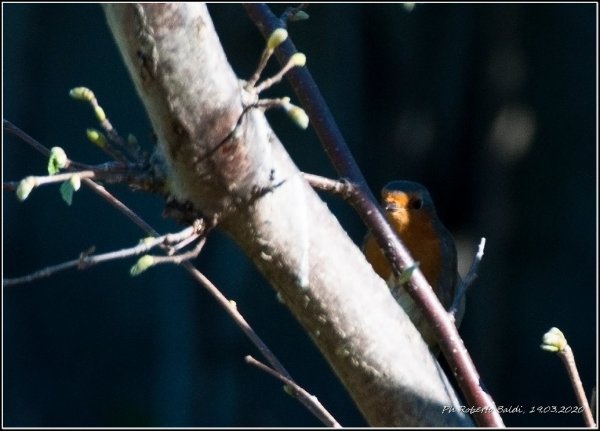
[{"xmin": 410, "ymin": 197, "xmax": 423, "ymax": 210}]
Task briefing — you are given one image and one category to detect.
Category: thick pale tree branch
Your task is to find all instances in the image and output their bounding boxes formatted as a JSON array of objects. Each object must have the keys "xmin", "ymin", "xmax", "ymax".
[{"xmin": 103, "ymin": 4, "xmax": 471, "ymax": 426}]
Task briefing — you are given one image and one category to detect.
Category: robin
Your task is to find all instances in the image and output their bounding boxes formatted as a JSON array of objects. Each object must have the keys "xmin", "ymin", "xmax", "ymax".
[{"xmin": 362, "ymin": 180, "xmax": 465, "ymax": 348}]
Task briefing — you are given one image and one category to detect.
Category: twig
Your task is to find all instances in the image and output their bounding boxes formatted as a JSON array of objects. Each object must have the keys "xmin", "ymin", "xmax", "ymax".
[
  {"xmin": 243, "ymin": 4, "xmax": 503, "ymax": 427},
  {"xmin": 541, "ymin": 328, "xmax": 596, "ymax": 427},
  {"xmin": 69, "ymin": 87, "xmax": 140, "ymax": 161},
  {"xmin": 19, "ymin": 170, "xmax": 96, "ymax": 186},
  {"xmin": 3, "ymin": 225, "xmax": 200, "ymax": 287},
  {"xmin": 254, "ymin": 54, "xmax": 304, "ymax": 94},
  {"xmin": 4, "ymin": 119, "xmax": 51, "ymax": 157},
  {"xmin": 245, "ymin": 355, "xmax": 341, "ymax": 428},
  {"xmin": 150, "ymin": 236, "xmax": 206, "ymax": 265},
  {"xmin": 4, "ymin": 119, "xmax": 92, "ymax": 171},
  {"xmin": 247, "ymin": 43, "xmax": 275, "ymax": 89},
  {"xmin": 302, "ymin": 172, "xmax": 355, "ymax": 200},
  {"xmin": 82, "ymin": 178, "xmax": 159, "ymax": 235},
  {"xmin": 559, "ymin": 346, "xmax": 595, "ymax": 427},
  {"xmin": 181, "ymin": 262, "xmax": 339, "ymax": 426},
  {"xmin": 450, "ymin": 237, "xmax": 486, "ymax": 318}
]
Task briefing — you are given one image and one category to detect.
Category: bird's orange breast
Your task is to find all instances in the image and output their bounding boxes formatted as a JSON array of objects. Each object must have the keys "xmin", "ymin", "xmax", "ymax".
[{"xmin": 363, "ymin": 212, "xmax": 443, "ymax": 291}]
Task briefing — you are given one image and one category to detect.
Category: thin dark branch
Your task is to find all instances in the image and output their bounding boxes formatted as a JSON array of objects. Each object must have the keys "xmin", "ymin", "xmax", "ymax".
[
  {"xmin": 245, "ymin": 355, "xmax": 341, "ymax": 428},
  {"xmin": 3, "ymin": 225, "xmax": 201, "ymax": 286},
  {"xmin": 82, "ymin": 177, "xmax": 159, "ymax": 235},
  {"xmin": 4, "ymin": 119, "xmax": 51, "ymax": 157},
  {"xmin": 302, "ymin": 173, "xmax": 355, "ymax": 200},
  {"xmin": 151, "ymin": 236, "xmax": 206, "ymax": 265},
  {"xmin": 4, "ymin": 118, "xmax": 107, "ymax": 172},
  {"xmin": 450, "ymin": 237, "xmax": 486, "ymax": 317},
  {"xmin": 558, "ymin": 345, "xmax": 595, "ymax": 427},
  {"xmin": 181, "ymin": 262, "xmax": 338, "ymax": 426}
]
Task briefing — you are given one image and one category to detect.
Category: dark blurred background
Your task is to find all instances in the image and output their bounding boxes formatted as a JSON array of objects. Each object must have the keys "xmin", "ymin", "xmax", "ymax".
[{"xmin": 3, "ymin": 3, "xmax": 596, "ymax": 427}]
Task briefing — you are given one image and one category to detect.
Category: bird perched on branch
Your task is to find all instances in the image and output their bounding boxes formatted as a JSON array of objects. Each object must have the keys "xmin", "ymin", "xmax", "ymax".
[{"xmin": 362, "ymin": 181, "xmax": 464, "ymax": 348}]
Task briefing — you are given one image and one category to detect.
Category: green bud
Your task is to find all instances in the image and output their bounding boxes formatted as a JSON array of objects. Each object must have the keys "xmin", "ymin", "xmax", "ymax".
[
  {"xmin": 289, "ymin": 10, "xmax": 309, "ymax": 22},
  {"xmin": 140, "ymin": 236, "xmax": 156, "ymax": 247},
  {"xmin": 94, "ymin": 106, "xmax": 106, "ymax": 122},
  {"xmin": 396, "ymin": 262, "xmax": 420, "ymax": 285},
  {"xmin": 16, "ymin": 176, "xmax": 36, "ymax": 201},
  {"xmin": 86, "ymin": 129, "xmax": 107, "ymax": 148},
  {"xmin": 290, "ymin": 52, "xmax": 306, "ymax": 67},
  {"xmin": 267, "ymin": 28, "xmax": 288, "ymax": 50},
  {"xmin": 286, "ymin": 105, "xmax": 309, "ymax": 130},
  {"xmin": 130, "ymin": 255, "xmax": 155, "ymax": 276},
  {"xmin": 48, "ymin": 147, "xmax": 68, "ymax": 175},
  {"xmin": 69, "ymin": 86, "xmax": 94, "ymax": 101},
  {"xmin": 541, "ymin": 327, "xmax": 567, "ymax": 352},
  {"xmin": 70, "ymin": 174, "xmax": 81, "ymax": 191}
]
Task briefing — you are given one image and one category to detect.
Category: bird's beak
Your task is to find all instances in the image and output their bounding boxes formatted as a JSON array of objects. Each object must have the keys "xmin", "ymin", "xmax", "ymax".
[{"xmin": 384, "ymin": 202, "xmax": 402, "ymax": 212}]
